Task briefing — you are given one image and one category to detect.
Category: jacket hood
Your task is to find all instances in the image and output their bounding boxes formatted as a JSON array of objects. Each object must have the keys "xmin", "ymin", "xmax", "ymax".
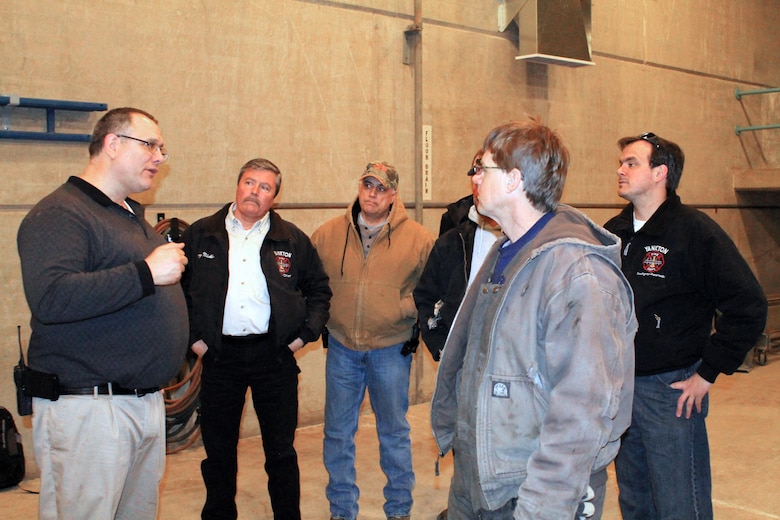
[
  {"xmin": 348, "ymin": 195, "xmax": 410, "ymax": 230},
  {"xmin": 446, "ymin": 194, "xmax": 474, "ymax": 227},
  {"xmin": 519, "ymin": 204, "xmax": 623, "ymax": 269},
  {"xmin": 329, "ymin": 197, "xmax": 412, "ymax": 278}
]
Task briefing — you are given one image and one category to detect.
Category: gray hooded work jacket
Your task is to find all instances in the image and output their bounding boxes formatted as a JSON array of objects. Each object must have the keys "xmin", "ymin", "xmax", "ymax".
[{"xmin": 431, "ymin": 205, "xmax": 637, "ymax": 519}]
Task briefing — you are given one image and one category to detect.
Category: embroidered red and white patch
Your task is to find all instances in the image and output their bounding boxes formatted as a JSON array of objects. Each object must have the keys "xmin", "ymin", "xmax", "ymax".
[
  {"xmin": 275, "ymin": 255, "xmax": 291, "ymax": 276},
  {"xmin": 642, "ymin": 251, "xmax": 665, "ymax": 273}
]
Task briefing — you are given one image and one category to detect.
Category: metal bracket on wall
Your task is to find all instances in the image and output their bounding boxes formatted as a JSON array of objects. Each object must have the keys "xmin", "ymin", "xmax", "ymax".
[
  {"xmin": 734, "ymin": 87, "xmax": 780, "ymax": 136},
  {"xmin": 403, "ymin": 23, "xmax": 421, "ymax": 65},
  {"xmin": 0, "ymin": 95, "xmax": 107, "ymax": 142}
]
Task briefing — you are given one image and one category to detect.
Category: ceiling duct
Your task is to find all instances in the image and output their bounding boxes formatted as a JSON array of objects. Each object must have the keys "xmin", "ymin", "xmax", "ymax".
[{"xmin": 505, "ymin": 0, "xmax": 594, "ymax": 67}]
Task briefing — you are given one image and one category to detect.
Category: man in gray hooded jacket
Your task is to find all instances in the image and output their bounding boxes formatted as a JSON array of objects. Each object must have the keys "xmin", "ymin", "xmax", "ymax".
[{"xmin": 430, "ymin": 119, "xmax": 637, "ymax": 520}]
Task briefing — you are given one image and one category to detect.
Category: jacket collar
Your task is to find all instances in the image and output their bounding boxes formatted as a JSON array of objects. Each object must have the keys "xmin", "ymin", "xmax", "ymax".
[
  {"xmin": 347, "ymin": 195, "xmax": 409, "ymax": 230},
  {"xmin": 614, "ymin": 192, "xmax": 682, "ymax": 237},
  {"xmin": 513, "ymin": 205, "xmax": 624, "ymax": 270},
  {"xmin": 202, "ymin": 203, "xmax": 291, "ymax": 242}
]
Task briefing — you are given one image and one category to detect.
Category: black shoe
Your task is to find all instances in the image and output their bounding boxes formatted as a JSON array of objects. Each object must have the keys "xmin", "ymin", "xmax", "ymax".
[{"xmin": 436, "ymin": 508, "xmax": 448, "ymax": 520}]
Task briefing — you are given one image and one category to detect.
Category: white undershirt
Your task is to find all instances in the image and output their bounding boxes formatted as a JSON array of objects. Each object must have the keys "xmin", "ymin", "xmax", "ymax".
[
  {"xmin": 633, "ymin": 214, "xmax": 647, "ymax": 232},
  {"xmin": 467, "ymin": 205, "xmax": 503, "ymax": 288},
  {"xmin": 222, "ymin": 204, "xmax": 272, "ymax": 336}
]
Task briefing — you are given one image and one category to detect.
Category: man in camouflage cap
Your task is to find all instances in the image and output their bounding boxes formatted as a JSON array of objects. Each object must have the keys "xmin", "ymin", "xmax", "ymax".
[{"xmin": 312, "ymin": 161, "xmax": 433, "ymax": 520}]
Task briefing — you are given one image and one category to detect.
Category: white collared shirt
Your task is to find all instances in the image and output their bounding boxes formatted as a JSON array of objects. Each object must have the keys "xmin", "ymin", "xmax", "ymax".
[{"xmin": 222, "ymin": 204, "xmax": 272, "ymax": 336}]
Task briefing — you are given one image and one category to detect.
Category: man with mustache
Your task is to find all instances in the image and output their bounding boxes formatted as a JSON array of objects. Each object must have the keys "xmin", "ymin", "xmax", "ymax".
[{"xmin": 181, "ymin": 158, "xmax": 331, "ymax": 519}]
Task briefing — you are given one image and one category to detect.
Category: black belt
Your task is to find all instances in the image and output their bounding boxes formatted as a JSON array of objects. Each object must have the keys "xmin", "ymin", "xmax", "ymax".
[
  {"xmin": 59, "ymin": 383, "xmax": 159, "ymax": 397},
  {"xmin": 221, "ymin": 333, "xmax": 270, "ymax": 345}
]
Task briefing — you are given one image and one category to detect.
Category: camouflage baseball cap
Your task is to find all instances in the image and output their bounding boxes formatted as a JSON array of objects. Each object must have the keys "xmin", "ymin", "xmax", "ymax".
[{"xmin": 359, "ymin": 161, "xmax": 398, "ymax": 189}]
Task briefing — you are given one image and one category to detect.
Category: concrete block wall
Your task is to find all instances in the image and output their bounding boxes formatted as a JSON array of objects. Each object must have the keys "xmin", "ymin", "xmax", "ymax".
[{"xmin": 2, "ymin": 0, "xmax": 778, "ymax": 477}]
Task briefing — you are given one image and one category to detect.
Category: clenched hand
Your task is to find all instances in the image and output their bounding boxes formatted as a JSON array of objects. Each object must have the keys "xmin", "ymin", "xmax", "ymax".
[{"xmin": 145, "ymin": 242, "xmax": 188, "ymax": 285}]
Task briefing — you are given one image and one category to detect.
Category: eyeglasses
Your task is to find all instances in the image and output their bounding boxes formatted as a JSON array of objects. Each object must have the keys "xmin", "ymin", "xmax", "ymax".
[
  {"xmin": 360, "ymin": 179, "xmax": 391, "ymax": 194},
  {"xmin": 467, "ymin": 160, "xmax": 503, "ymax": 176},
  {"xmin": 117, "ymin": 134, "xmax": 169, "ymax": 161},
  {"xmin": 638, "ymin": 132, "xmax": 661, "ymax": 150}
]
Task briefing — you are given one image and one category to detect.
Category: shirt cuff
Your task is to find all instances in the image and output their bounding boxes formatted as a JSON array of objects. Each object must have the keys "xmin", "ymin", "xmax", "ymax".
[
  {"xmin": 135, "ymin": 260, "xmax": 156, "ymax": 297},
  {"xmin": 696, "ymin": 361, "xmax": 720, "ymax": 384}
]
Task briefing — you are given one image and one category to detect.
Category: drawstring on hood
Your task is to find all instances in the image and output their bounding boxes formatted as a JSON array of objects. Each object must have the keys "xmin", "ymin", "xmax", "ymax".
[
  {"xmin": 341, "ymin": 200, "xmax": 394, "ymax": 277},
  {"xmin": 340, "ymin": 220, "xmax": 350, "ymax": 278},
  {"xmin": 310, "ymin": 194, "xmax": 433, "ymax": 352}
]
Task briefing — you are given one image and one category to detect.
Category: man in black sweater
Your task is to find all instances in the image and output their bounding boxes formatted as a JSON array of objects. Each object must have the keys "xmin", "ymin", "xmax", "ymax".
[{"xmin": 17, "ymin": 107, "xmax": 189, "ymax": 520}]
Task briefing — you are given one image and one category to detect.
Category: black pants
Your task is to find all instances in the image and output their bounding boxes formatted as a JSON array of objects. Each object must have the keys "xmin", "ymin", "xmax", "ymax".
[{"xmin": 200, "ymin": 337, "xmax": 301, "ymax": 520}]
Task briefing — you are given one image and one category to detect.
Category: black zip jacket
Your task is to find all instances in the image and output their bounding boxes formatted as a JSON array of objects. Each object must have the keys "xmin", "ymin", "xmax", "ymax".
[
  {"xmin": 414, "ymin": 206, "xmax": 476, "ymax": 361},
  {"xmin": 438, "ymin": 194, "xmax": 473, "ymax": 236},
  {"xmin": 181, "ymin": 204, "xmax": 331, "ymax": 361},
  {"xmin": 605, "ymin": 193, "xmax": 767, "ymax": 382}
]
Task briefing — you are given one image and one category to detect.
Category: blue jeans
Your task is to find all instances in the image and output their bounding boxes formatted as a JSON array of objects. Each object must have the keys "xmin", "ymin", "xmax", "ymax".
[
  {"xmin": 323, "ymin": 337, "xmax": 415, "ymax": 520},
  {"xmin": 615, "ymin": 363, "xmax": 713, "ymax": 519}
]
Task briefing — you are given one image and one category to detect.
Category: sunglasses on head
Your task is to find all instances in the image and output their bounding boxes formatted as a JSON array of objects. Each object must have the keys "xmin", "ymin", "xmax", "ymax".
[{"xmin": 638, "ymin": 132, "xmax": 661, "ymax": 149}]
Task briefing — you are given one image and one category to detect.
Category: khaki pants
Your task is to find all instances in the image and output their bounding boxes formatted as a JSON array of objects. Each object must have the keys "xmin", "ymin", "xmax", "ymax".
[{"xmin": 32, "ymin": 392, "xmax": 165, "ymax": 520}]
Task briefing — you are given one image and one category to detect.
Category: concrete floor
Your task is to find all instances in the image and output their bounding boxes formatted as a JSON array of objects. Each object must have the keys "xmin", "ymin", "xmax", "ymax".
[{"xmin": 2, "ymin": 352, "xmax": 779, "ymax": 519}]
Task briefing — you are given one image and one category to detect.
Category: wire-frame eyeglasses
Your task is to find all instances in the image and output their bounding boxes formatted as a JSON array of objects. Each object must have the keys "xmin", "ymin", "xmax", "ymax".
[{"xmin": 117, "ymin": 134, "xmax": 169, "ymax": 161}]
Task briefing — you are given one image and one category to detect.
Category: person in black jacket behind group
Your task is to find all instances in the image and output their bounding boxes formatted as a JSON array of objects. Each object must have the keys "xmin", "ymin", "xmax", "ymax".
[
  {"xmin": 181, "ymin": 158, "xmax": 331, "ymax": 520},
  {"xmin": 414, "ymin": 150, "xmax": 502, "ymax": 362},
  {"xmin": 605, "ymin": 132, "xmax": 767, "ymax": 519}
]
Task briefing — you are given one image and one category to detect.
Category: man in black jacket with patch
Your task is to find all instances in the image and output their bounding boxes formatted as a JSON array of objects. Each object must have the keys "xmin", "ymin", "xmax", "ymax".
[
  {"xmin": 181, "ymin": 158, "xmax": 331, "ymax": 520},
  {"xmin": 605, "ymin": 132, "xmax": 767, "ymax": 519}
]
